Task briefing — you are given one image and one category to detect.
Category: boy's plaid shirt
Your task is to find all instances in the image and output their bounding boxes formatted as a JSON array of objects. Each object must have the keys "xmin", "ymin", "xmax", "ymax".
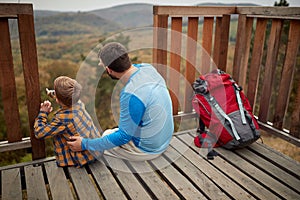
[{"xmin": 34, "ymin": 101, "xmax": 100, "ymax": 168}]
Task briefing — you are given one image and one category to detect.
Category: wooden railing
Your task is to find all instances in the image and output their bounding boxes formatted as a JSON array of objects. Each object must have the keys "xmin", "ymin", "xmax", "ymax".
[
  {"xmin": 0, "ymin": 4, "xmax": 45, "ymax": 159},
  {"xmin": 153, "ymin": 6, "xmax": 300, "ymax": 146},
  {"xmin": 0, "ymin": 4, "xmax": 299, "ymax": 162}
]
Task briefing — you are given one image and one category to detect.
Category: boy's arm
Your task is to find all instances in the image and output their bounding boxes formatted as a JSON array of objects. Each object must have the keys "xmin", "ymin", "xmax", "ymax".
[{"xmin": 34, "ymin": 112, "xmax": 66, "ymax": 139}]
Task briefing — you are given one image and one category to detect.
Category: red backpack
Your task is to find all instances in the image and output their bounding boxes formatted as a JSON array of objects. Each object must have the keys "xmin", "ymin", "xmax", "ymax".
[{"xmin": 192, "ymin": 69, "xmax": 260, "ymax": 151}]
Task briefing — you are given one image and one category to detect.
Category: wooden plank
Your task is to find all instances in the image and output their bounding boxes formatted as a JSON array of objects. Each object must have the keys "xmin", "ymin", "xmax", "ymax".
[
  {"xmin": 233, "ymin": 14, "xmax": 246, "ymax": 81},
  {"xmin": 213, "ymin": 17, "xmax": 222, "ymax": 68},
  {"xmin": 174, "ymin": 134, "xmax": 257, "ymax": 200},
  {"xmin": 153, "ymin": 6, "xmax": 236, "ymax": 16},
  {"xmin": 89, "ymin": 160, "xmax": 127, "ymax": 200},
  {"xmin": 234, "ymin": 148, "xmax": 300, "ymax": 192},
  {"xmin": 152, "ymin": 14, "xmax": 168, "ymax": 80},
  {"xmin": 0, "ymin": 18, "xmax": 22, "ymax": 142},
  {"xmin": 197, "ymin": 147, "xmax": 280, "ymax": 200},
  {"xmin": 290, "ymin": 81, "xmax": 300, "ymax": 137},
  {"xmin": 247, "ymin": 18, "xmax": 267, "ymax": 107},
  {"xmin": 247, "ymin": 14, "xmax": 300, "ymax": 20},
  {"xmin": 184, "ymin": 17, "xmax": 198, "ymax": 113},
  {"xmin": 24, "ymin": 165, "xmax": 48, "ymax": 199},
  {"xmin": 150, "ymin": 152, "xmax": 207, "ymax": 199},
  {"xmin": 236, "ymin": 7, "xmax": 300, "ymax": 16},
  {"xmin": 169, "ymin": 17, "xmax": 182, "ymax": 115},
  {"xmin": 215, "ymin": 147, "xmax": 300, "ymax": 199},
  {"xmin": 68, "ymin": 166, "xmax": 100, "ymax": 200},
  {"xmin": 1, "ymin": 168, "xmax": 22, "ymax": 200},
  {"xmin": 201, "ymin": 17, "xmax": 214, "ymax": 74},
  {"xmin": 44, "ymin": 161, "xmax": 74, "ymax": 200},
  {"xmin": 129, "ymin": 160, "xmax": 180, "ymax": 199},
  {"xmin": 18, "ymin": 14, "xmax": 45, "ymax": 159},
  {"xmin": 239, "ymin": 16, "xmax": 253, "ymax": 90},
  {"xmin": 0, "ymin": 137, "xmax": 31, "ymax": 153},
  {"xmin": 258, "ymin": 19, "xmax": 283, "ymax": 123},
  {"xmin": 0, "ymin": 3, "xmax": 33, "ymax": 15},
  {"xmin": 258, "ymin": 121, "xmax": 300, "ymax": 147},
  {"xmin": 273, "ymin": 20, "xmax": 300, "ymax": 129},
  {"xmin": 104, "ymin": 156, "xmax": 152, "ymax": 199},
  {"xmin": 248, "ymin": 142, "xmax": 300, "ymax": 177},
  {"xmin": 172, "ymin": 136, "xmax": 280, "ymax": 199},
  {"xmin": 232, "ymin": 15, "xmax": 253, "ymax": 88},
  {"xmin": 218, "ymin": 15, "xmax": 230, "ymax": 72},
  {"xmin": 0, "ymin": 156, "xmax": 55, "ymax": 171},
  {"xmin": 164, "ymin": 144, "xmax": 230, "ymax": 199}
]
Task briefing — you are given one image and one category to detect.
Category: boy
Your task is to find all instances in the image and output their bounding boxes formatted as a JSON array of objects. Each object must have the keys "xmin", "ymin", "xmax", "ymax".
[{"xmin": 34, "ymin": 76, "xmax": 100, "ymax": 167}]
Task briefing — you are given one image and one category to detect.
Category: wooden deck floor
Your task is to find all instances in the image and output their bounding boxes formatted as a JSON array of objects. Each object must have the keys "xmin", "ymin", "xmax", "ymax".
[{"xmin": 1, "ymin": 129, "xmax": 300, "ymax": 200}]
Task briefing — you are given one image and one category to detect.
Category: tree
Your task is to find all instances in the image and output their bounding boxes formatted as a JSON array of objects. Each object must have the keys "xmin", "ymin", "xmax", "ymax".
[{"xmin": 274, "ymin": 0, "xmax": 289, "ymax": 6}]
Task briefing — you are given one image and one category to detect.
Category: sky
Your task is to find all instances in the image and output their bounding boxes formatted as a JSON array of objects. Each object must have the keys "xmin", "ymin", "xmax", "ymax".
[{"xmin": 1, "ymin": 0, "xmax": 300, "ymax": 11}]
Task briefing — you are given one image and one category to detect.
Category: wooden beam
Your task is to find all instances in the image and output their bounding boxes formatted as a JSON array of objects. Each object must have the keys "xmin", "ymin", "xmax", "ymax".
[
  {"xmin": 232, "ymin": 15, "xmax": 253, "ymax": 88},
  {"xmin": 201, "ymin": 17, "xmax": 214, "ymax": 74},
  {"xmin": 0, "ymin": 137, "xmax": 31, "ymax": 152},
  {"xmin": 18, "ymin": 14, "xmax": 45, "ymax": 160},
  {"xmin": 0, "ymin": 3, "xmax": 33, "ymax": 15},
  {"xmin": 258, "ymin": 121, "xmax": 300, "ymax": 147},
  {"xmin": 213, "ymin": 15, "xmax": 230, "ymax": 71},
  {"xmin": 152, "ymin": 14, "xmax": 168, "ymax": 79},
  {"xmin": 169, "ymin": 17, "xmax": 182, "ymax": 115},
  {"xmin": 0, "ymin": 18, "xmax": 22, "ymax": 142},
  {"xmin": 184, "ymin": 17, "xmax": 198, "ymax": 113},
  {"xmin": 273, "ymin": 20, "xmax": 300, "ymax": 129},
  {"xmin": 237, "ymin": 7, "xmax": 300, "ymax": 16},
  {"xmin": 153, "ymin": 6, "xmax": 236, "ymax": 16},
  {"xmin": 247, "ymin": 18, "xmax": 267, "ymax": 108},
  {"xmin": 258, "ymin": 19, "xmax": 283, "ymax": 123}
]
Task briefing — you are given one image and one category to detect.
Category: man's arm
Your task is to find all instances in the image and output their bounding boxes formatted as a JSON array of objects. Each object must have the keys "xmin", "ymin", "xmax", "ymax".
[{"xmin": 68, "ymin": 93, "xmax": 146, "ymax": 152}]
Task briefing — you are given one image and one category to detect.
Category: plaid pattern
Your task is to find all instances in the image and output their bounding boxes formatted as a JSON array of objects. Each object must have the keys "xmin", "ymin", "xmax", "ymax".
[{"xmin": 34, "ymin": 101, "xmax": 100, "ymax": 168}]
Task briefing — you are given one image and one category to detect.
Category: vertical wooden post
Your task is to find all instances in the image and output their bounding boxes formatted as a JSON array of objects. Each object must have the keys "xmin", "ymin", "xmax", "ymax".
[
  {"xmin": 213, "ymin": 15, "xmax": 230, "ymax": 72},
  {"xmin": 153, "ymin": 12, "xmax": 168, "ymax": 80},
  {"xmin": 0, "ymin": 18, "xmax": 22, "ymax": 142},
  {"xmin": 169, "ymin": 17, "xmax": 182, "ymax": 115},
  {"xmin": 232, "ymin": 15, "xmax": 253, "ymax": 88},
  {"xmin": 259, "ymin": 19, "xmax": 283, "ymax": 123},
  {"xmin": 201, "ymin": 17, "xmax": 214, "ymax": 75},
  {"xmin": 273, "ymin": 20, "xmax": 300, "ymax": 129},
  {"xmin": 18, "ymin": 13, "xmax": 45, "ymax": 160},
  {"xmin": 247, "ymin": 18, "xmax": 267, "ymax": 108},
  {"xmin": 184, "ymin": 17, "xmax": 198, "ymax": 113}
]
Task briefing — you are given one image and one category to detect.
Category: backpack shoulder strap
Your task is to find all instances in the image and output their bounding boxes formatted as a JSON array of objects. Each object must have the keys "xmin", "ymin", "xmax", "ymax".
[{"xmin": 204, "ymin": 93, "xmax": 241, "ymax": 141}]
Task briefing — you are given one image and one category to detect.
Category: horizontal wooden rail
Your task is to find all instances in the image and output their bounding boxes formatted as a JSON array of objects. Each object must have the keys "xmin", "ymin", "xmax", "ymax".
[{"xmin": 0, "ymin": 3, "xmax": 33, "ymax": 15}]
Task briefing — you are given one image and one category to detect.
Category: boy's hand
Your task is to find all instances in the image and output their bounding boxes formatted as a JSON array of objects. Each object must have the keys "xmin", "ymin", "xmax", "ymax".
[
  {"xmin": 40, "ymin": 100, "xmax": 53, "ymax": 113},
  {"xmin": 67, "ymin": 136, "xmax": 83, "ymax": 151}
]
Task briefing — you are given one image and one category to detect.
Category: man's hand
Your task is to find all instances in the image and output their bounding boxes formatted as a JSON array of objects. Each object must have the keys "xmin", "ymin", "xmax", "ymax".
[
  {"xmin": 67, "ymin": 136, "xmax": 83, "ymax": 151},
  {"xmin": 40, "ymin": 100, "xmax": 53, "ymax": 113}
]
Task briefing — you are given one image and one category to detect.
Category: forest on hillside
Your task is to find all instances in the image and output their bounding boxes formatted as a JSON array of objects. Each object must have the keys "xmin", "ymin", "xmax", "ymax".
[{"xmin": 0, "ymin": 1, "xmax": 299, "ymax": 166}]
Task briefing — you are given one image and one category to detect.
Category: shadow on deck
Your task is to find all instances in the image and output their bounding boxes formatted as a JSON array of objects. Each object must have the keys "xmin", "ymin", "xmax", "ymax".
[{"xmin": 1, "ymin": 130, "xmax": 299, "ymax": 200}]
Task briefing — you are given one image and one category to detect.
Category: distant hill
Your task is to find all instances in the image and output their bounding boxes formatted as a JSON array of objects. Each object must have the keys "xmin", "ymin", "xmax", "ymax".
[
  {"xmin": 90, "ymin": 3, "xmax": 153, "ymax": 28},
  {"xmin": 34, "ymin": 12, "xmax": 121, "ymax": 37},
  {"xmin": 32, "ymin": 3, "xmax": 262, "ymax": 37}
]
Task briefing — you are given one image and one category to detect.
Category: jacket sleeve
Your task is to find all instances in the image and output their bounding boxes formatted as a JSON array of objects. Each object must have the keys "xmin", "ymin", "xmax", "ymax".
[{"xmin": 34, "ymin": 111, "xmax": 66, "ymax": 139}]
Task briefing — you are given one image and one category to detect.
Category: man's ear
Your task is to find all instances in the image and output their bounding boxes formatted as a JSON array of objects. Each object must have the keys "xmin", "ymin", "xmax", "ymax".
[{"xmin": 106, "ymin": 67, "xmax": 112, "ymax": 74}]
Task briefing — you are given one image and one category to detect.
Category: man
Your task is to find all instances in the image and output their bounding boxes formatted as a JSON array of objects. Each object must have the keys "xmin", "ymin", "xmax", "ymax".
[{"xmin": 68, "ymin": 42, "xmax": 174, "ymax": 161}]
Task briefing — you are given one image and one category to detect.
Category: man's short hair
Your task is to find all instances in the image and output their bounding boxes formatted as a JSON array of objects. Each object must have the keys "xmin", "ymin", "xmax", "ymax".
[
  {"xmin": 54, "ymin": 76, "xmax": 82, "ymax": 107},
  {"xmin": 98, "ymin": 42, "xmax": 131, "ymax": 72}
]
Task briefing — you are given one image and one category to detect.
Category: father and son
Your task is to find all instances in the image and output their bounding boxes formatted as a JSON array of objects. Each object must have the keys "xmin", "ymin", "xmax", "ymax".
[{"xmin": 34, "ymin": 42, "xmax": 174, "ymax": 167}]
